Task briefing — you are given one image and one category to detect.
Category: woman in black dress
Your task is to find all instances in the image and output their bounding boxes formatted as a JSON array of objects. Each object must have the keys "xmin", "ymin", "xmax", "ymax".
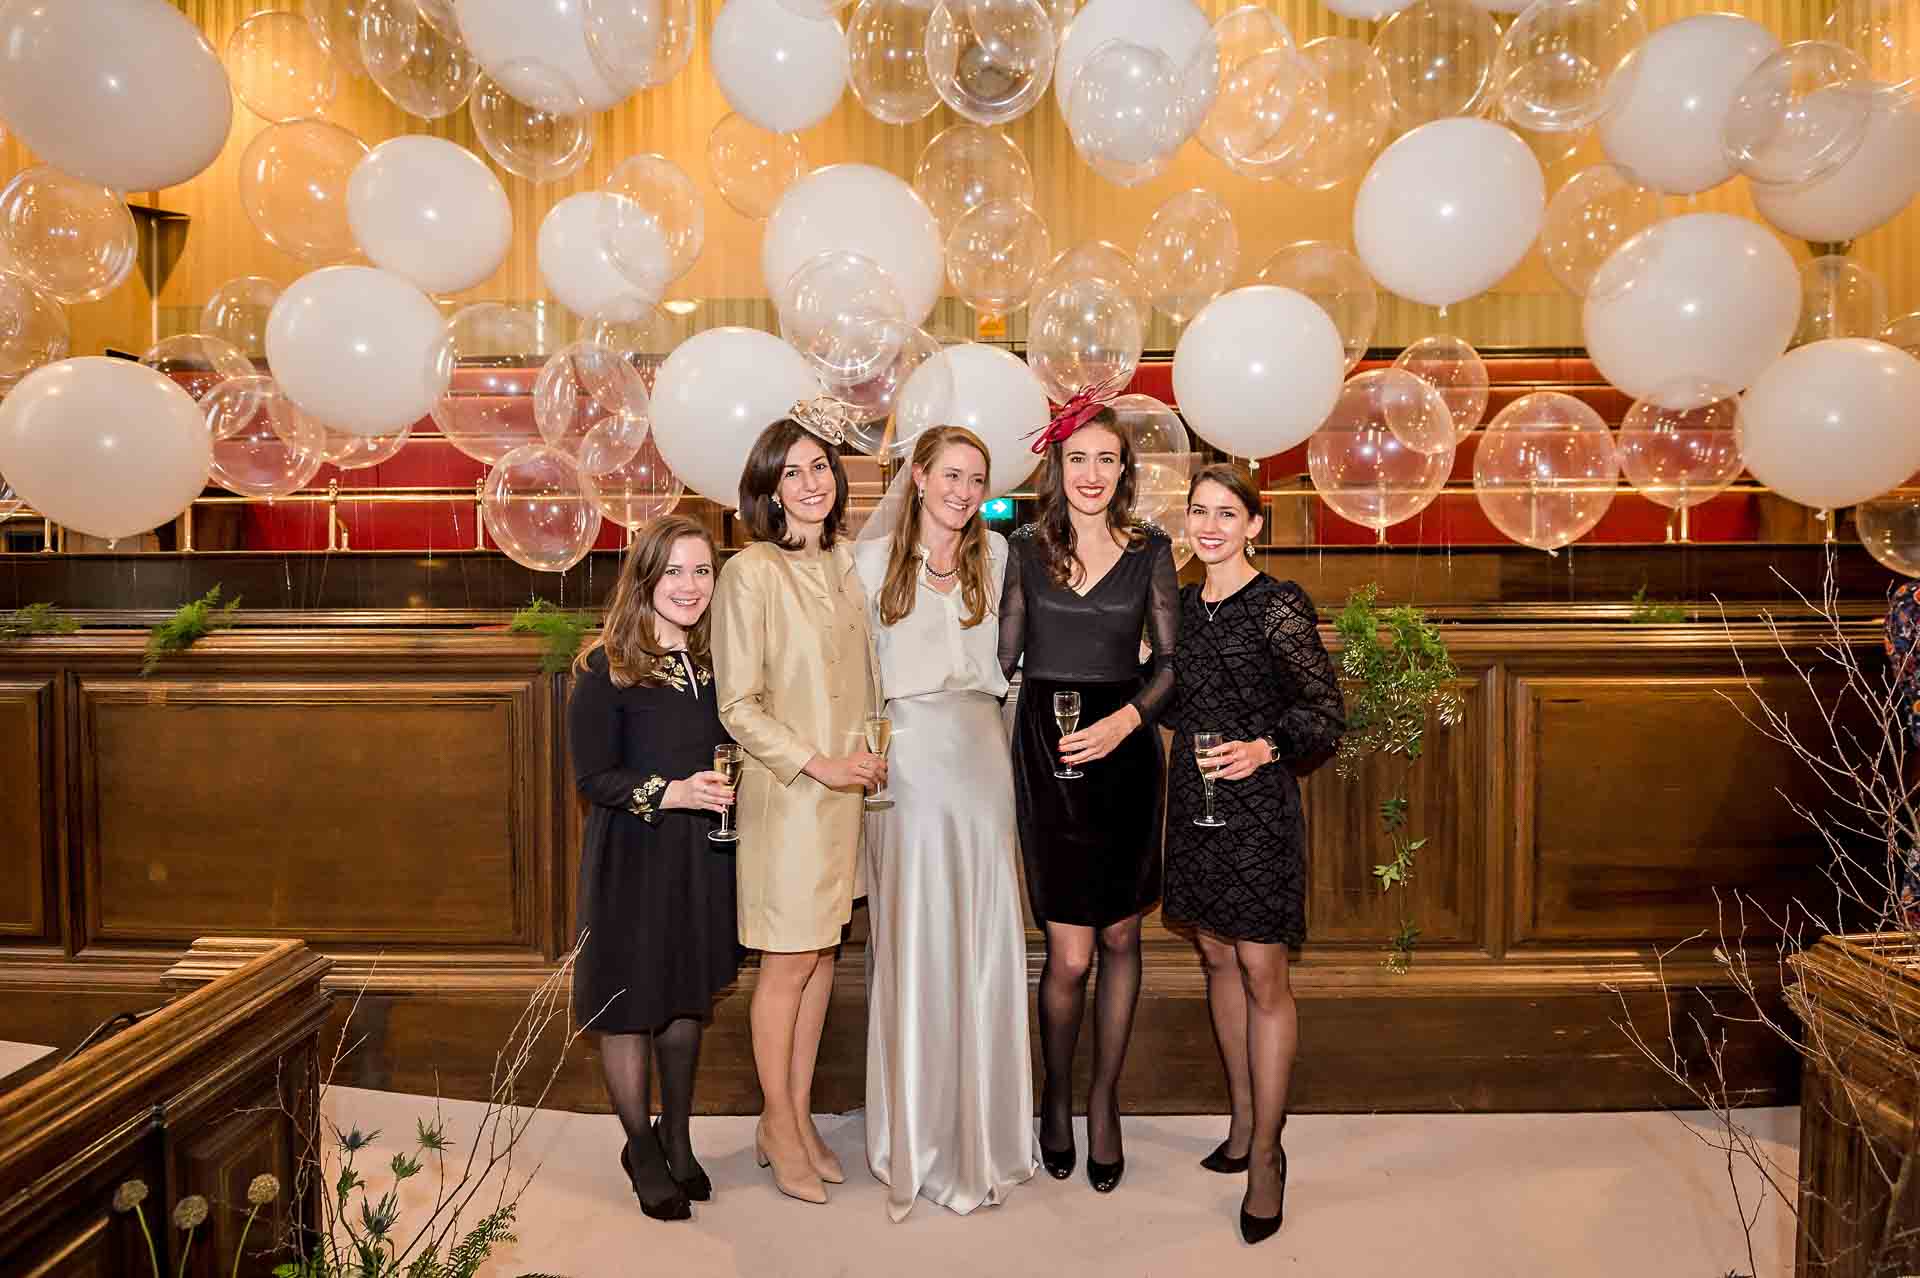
[
  {"xmin": 998, "ymin": 401, "xmax": 1178, "ymax": 1194},
  {"xmin": 1165, "ymin": 465, "xmax": 1344, "ymax": 1245},
  {"xmin": 571, "ymin": 514, "xmax": 741, "ymax": 1222}
]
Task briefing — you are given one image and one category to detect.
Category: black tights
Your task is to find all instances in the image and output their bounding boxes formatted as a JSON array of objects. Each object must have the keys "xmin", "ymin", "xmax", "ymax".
[
  {"xmin": 1037, "ymin": 915, "xmax": 1144, "ymax": 1164},
  {"xmin": 598, "ymin": 1017, "xmax": 704, "ymax": 1197}
]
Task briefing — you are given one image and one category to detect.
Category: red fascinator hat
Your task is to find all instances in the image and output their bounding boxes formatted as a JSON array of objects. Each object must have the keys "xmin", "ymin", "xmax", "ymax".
[{"xmin": 1024, "ymin": 373, "xmax": 1129, "ymax": 454}]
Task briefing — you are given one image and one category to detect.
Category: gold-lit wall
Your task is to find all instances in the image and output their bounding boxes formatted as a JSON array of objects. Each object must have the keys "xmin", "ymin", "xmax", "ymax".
[{"xmin": 4, "ymin": 0, "xmax": 1906, "ymax": 359}]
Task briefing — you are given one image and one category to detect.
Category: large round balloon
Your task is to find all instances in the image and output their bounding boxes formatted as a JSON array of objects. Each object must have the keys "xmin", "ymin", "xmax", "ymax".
[
  {"xmin": 1308, "ymin": 369, "xmax": 1457, "ymax": 535},
  {"xmin": 926, "ymin": 0, "xmax": 1056, "ymax": 126},
  {"xmin": 1354, "ymin": 118, "xmax": 1545, "ymax": 309},
  {"xmin": 1172, "ymin": 286, "xmax": 1345, "ymax": 457},
  {"xmin": 482, "ymin": 443, "xmax": 603, "ymax": 573},
  {"xmin": 0, "ymin": 357, "xmax": 212, "ymax": 542},
  {"xmin": 468, "ymin": 68, "xmax": 593, "ymax": 183},
  {"xmin": 1797, "ymin": 255, "xmax": 1889, "ymax": 345},
  {"xmin": 1394, "ymin": 334, "xmax": 1489, "ymax": 440},
  {"xmin": 711, "ymin": 0, "xmax": 849, "ymax": 133},
  {"xmin": 1751, "ymin": 85, "xmax": 1920, "ymax": 244},
  {"xmin": 538, "ymin": 192, "xmax": 660, "ymax": 320},
  {"xmin": 764, "ymin": 165, "xmax": 945, "ymax": 324},
  {"xmin": 1540, "ymin": 164, "xmax": 1662, "ymax": 299},
  {"xmin": 1738, "ymin": 339, "xmax": 1920, "ymax": 511},
  {"xmin": 0, "ymin": 0, "xmax": 232, "ymax": 192},
  {"xmin": 708, "ymin": 114, "xmax": 809, "ymax": 220},
  {"xmin": 913, "ymin": 125, "xmax": 1036, "ymax": 237},
  {"xmin": 847, "ymin": 0, "xmax": 939, "ymax": 125},
  {"xmin": 201, "ymin": 277, "xmax": 281, "ymax": 362},
  {"xmin": 1027, "ymin": 275, "xmax": 1142, "ymax": 405},
  {"xmin": 1598, "ymin": 14, "xmax": 1779, "ymax": 195},
  {"xmin": 1255, "ymin": 241, "xmax": 1376, "ymax": 371},
  {"xmin": 1136, "ymin": 189, "xmax": 1238, "ymax": 325},
  {"xmin": 266, "ymin": 267, "xmax": 452, "ymax": 438},
  {"xmin": 458, "ymin": 0, "xmax": 632, "ymax": 110},
  {"xmin": 227, "ymin": 10, "xmax": 339, "ymax": 123},
  {"xmin": 1472, "ymin": 391, "xmax": 1618, "ymax": 552},
  {"xmin": 1054, "ymin": 0, "xmax": 1217, "ymax": 135},
  {"xmin": 349, "ymin": 137, "xmax": 511, "ymax": 295},
  {"xmin": 947, "ymin": 200, "xmax": 1052, "ymax": 317},
  {"xmin": 239, "ymin": 120, "xmax": 369, "ymax": 265},
  {"xmin": 1373, "ymin": 0, "xmax": 1499, "ymax": 133},
  {"xmin": 649, "ymin": 327, "xmax": 824, "ymax": 505},
  {"xmin": 360, "ymin": 0, "xmax": 481, "ymax": 119},
  {"xmin": 1616, "ymin": 381, "xmax": 1743, "ymax": 510},
  {"xmin": 0, "ymin": 274, "xmax": 70, "ymax": 385},
  {"xmin": 206, "ymin": 377, "xmax": 326, "ymax": 499},
  {"xmin": 431, "ymin": 303, "xmax": 548, "ymax": 464},
  {"xmin": 892, "ymin": 343, "xmax": 1046, "ymax": 496},
  {"xmin": 1583, "ymin": 213, "xmax": 1798, "ymax": 403},
  {"xmin": 0, "ymin": 168, "xmax": 138, "ymax": 304},
  {"xmin": 1858, "ymin": 498, "xmax": 1920, "ymax": 577}
]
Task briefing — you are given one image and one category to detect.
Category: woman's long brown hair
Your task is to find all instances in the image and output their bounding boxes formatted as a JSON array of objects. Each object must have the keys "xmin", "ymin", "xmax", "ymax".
[
  {"xmin": 875, "ymin": 426, "xmax": 995, "ymax": 629},
  {"xmin": 1033, "ymin": 407, "xmax": 1143, "ymax": 590},
  {"xmin": 574, "ymin": 514, "xmax": 718, "ymax": 687}
]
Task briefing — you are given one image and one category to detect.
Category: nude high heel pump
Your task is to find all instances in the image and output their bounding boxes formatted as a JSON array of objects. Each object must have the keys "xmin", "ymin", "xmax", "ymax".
[{"xmin": 755, "ymin": 1119, "xmax": 828, "ymax": 1205}]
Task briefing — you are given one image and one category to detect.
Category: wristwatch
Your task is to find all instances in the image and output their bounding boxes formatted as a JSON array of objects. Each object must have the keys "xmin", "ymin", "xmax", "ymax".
[{"xmin": 1257, "ymin": 735, "xmax": 1280, "ymax": 768}]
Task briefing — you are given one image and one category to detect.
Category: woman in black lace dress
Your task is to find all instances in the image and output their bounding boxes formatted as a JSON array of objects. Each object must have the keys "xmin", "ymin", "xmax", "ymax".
[
  {"xmin": 998, "ymin": 401, "xmax": 1178, "ymax": 1195},
  {"xmin": 1165, "ymin": 465, "xmax": 1344, "ymax": 1246}
]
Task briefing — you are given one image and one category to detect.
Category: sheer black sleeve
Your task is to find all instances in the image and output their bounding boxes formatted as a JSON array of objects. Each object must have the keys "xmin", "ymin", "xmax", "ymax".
[
  {"xmin": 568, "ymin": 655, "xmax": 668, "ymax": 823},
  {"xmin": 1128, "ymin": 533, "xmax": 1180, "ymax": 725},
  {"xmin": 997, "ymin": 525, "xmax": 1030, "ymax": 683},
  {"xmin": 1262, "ymin": 583, "xmax": 1345, "ymax": 773}
]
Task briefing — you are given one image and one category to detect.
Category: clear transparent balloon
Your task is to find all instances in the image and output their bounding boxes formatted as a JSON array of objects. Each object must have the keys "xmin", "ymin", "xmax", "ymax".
[
  {"xmin": 1825, "ymin": 0, "xmax": 1920, "ymax": 92},
  {"xmin": 1042, "ymin": 239, "xmax": 1147, "ymax": 313},
  {"xmin": 0, "ymin": 168, "xmax": 137, "ymax": 304},
  {"xmin": 1206, "ymin": 47, "xmax": 1325, "ymax": 175},
  {"xmin": 826, "ymin": 321, "xmax": 946, "ymax": 452},
  {"xmin": 847, "ymin": 0, "xmax": 939, "ymax": 125},
  {"xmin": 584, "ymin": 0, "xmax": 697, "ymax": 93},
  {"xmin": 1393, "ymin": 334, "xmax": 1489, "ymax": 440},
  {"xmin": 1373, "ymin": 0, "xmax": 1499, "ymax": 132},
  {"xmin": 237, "ymin": 122, "xmax": 368, "ymax": 264},
  {"xmin": 1255, "ymin": 240, "xmax": 1377, "ymax": 371},
  {"xmin": 1111, "ymin": 392, "xmax": 1195, "ymax": 525},
  {"xmin": 1542, "ymin": 164, "xmax": 1662, "ymax": 299},
  {"xmin": 226, "ymin": 10, "xmax": 339, "ymax": 122},
  {"xmin": 707, "ymin": 115, "xmax": 808, "ymax": 222},
  {"xmin": 1883, "ymin": 310, "xmax": 1920, "ymax": 358},
  {"xmin": 482, "ymin": 443, "xmax": 603, "ymax": 573},
  {"xmin": 0, "ymin": 272, "xmax": 70, "ymax": 383},
  {"xmin": 1027, "ymin": 275, "xmax": 1144, "ymax": 404},
  {"xmin": 1135, "ymin": 189, "xmax": 1238, "ymax": 325},
  {"xmin": 308, "ymin": 0, "xmax": 372, "ymax": 77},
  {"xmin": 887, "ymin": 339, "xmax": 962, "ymax": 459},
  {"xmin": 1472, "ymin": 391, "xmax": 1620, "ymax": 551},
  {"xmin": 360, "ymin": 0, "xmax": 479, "ymax": 119},
  {"xmin": 533, "ymin": 341, "xmax": 651, "ymax": 460},
  {"xmin": 1616, "ymin": 380, "xmax": 1742, "ymax": 510},
  {"xmin": 947, "ymin": 199, "xmax": 1052, "ymax": 317},
  {"xmin": 1496, "ymin": 0, "xmax": 1646, "ymax": 133},
  {"xmin": 590, "ymin": 428, "xmax": 684, "ymax": 528},
  {"xmin": 1723, "ymin": 42, "xmax": 1874, "ymax": 187},
  {"xmin": 1309, "ymin": 370, "xmax": 1457, "ymax": 534},
  {"xmin": 140, "ymin": 333, "xmax": 254, "ymax": 412},
  {"xmin": 925, "ymin": 0, "xmax": 1056, "ymax": 126},
  {"xmin": 778, "ymin": 0, "xmax": 857, "ymax": 16},
  {"xmin": 601, "ymin": 154, "xmax": 705, "ymax": 298},
  {"xmin": 778, "ymin": 251, "xmax": 906, "ymax": 383},
  {"xmin": 431, "ymin": 303, "xmax": 552, "ymax": 464},
  {"xmin": 1276, "ymin": 37, "xmax": 1392, "ymax": 191},
  {"xmin": 319, "ymin": 416, "xmax": 413, "ymax": 469},
  {"xmin": 201, "ymin": 277, "xmax": 282, "ymax": 362},
  {"xmin": 469, "ymin": 67, "xmax": 592, "ymax": 184},
  {"xmin": 913, "ymin": 125, "xmax": 1036, "ymax": 237},
  {"xmin": 1858, "ymin": 496, "xmax": 1920, "ymax": 576},
  {"xmin": 1067, "ymin": 40, "xmax": 1182, "ymax": 168},
  {"xmin": 1797, "ymin": 254, "xmax": 1890, "ymax": 344},
  {"xmin": 205, "ymin": 376, "xmax": 327, "ymax": 499}
]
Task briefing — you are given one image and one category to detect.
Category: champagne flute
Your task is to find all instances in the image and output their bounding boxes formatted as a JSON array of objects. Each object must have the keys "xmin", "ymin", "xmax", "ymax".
[
  {"xmin": 1053, "ymin": 690, "xmax": 1083, "ymax": 780},
  {"xmin": 863, "ymin": 714, "xmax": 893, "ymax": 810},
  {"xmin": 709, "ymin": 744, "xmax": 743, "ymax": 844},
  {"xmin": 1193, "ymin": 732, "xmax": 1228, "ymax": 828}
]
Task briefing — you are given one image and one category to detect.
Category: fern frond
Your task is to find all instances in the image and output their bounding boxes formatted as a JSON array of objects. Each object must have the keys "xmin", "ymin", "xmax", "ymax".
[{"xmin": 142, "ymin": 586, "xmax": 240, "ymax": 675}]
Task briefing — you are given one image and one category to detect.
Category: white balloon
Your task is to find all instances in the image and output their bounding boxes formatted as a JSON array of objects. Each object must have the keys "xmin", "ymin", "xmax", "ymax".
[
  {"xmin": 1599, "ymin": 15, "xmax": 1779, "ymax": 196},
  {"xmin": 0, "ymin": 357, "xmax": 211, "ymax": 541},
  {"xmin": 649, "ymin": 327, "xmax": 825, "ymax": 505},
  {"xmin": 1354, "ymin": 118, "xmax": 1545, "ymax": 309},
  {"xmin": 764, "ymin": 165, "xmax": 945, "ymax": 324},
  {"xmin": 1172, "ymin": 285, "xmax": 1345, "ymax": 457},
  {"xmin": 1584, "ymin": 213, "xmax": 1798, "ymax": 403},
  {"xmin": 1752, "ymin": 86, "xmax": 1920, "ymax": 244},
  {"xmin": 1738, "ymin": 339, "xmax": 1920, "ymax": 510},
  {"xmin": 1327, "ymin": 0, "xmax": 1416, "ymax": 18},
  {"xmin": 457, "ymin": 0, "xmax": 632, "ymax": 111},
  {"xmin": 711, "ymin": 0, "xmax": 850, "ymax": 133},
  {"xmin": 894, "ymin": 344, "xmax": 1046, "ymax": 496},
  {"xmin": 348, "ymin": 137, "xmax": 512, "ymax": 295},
  {"xmin": 538, "ymin": 192, "xmax": 660, "ymax": 320},
  {"xmin": 265, "ymin": 267, "xmax": 452, "ymax": 438},
  {"xmin": 1054, "ymin": 0, "xmax": 1217, "ymax": 127},
  {"xmin": 0, "ymin": 0, "xmax": 232, "ymax": 192}
]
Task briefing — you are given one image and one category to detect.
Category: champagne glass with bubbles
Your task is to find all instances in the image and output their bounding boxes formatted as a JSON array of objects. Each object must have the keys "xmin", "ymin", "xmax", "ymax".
[
  {"xmin": 863, "ymin": 713, "xmax": 893, "ymax": 809},
  {"xmin": 709, "ymin": 744, "xmax": 743, "ymax": 844},
  {"xmin": 1193, "ymin": 732, "xmax": 1228, "ymax": 828},
  {"xmin": 1053, "ymin": 691, "xmax": 1083, "ymax": 780}
]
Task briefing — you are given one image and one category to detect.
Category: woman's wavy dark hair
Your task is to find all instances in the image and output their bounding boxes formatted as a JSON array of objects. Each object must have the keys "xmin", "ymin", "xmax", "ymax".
[
  {"xmin": 737, "ymin": 418, "xmax": 851, "ymax": 550},
  {"xmin": 1186, "ymin": 462, "xmax": 1261, "ymax": 517},
  {"xmin": 1032, "ymin": 407, "xmax": 1144, "ymax": 590}
]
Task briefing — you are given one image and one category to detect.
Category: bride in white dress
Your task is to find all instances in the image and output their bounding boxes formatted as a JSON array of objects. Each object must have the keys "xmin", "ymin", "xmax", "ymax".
[{"xmin": 853, "ymin": 425, "xmax": 1038, "ymax": 1221}]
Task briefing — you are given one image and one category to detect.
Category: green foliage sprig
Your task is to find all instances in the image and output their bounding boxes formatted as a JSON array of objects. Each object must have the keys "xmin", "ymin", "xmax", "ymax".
[
  {"xmin": 0, "ymin": 602, "xmax": 79, "ymax": 639},
  {"xmin": 1629, "ymin": 584, "xmax": 1689, "ymax": 624},
  {"xmin": 143, "ymin": 586, "xmax": 240, "ymax": 675},
  {"xmin": 509, "ymin": 600, "xmax": 593, "ymax": 674},
  {"xmin": 1332, "ymin": 585, "xmax": 1462, "ymax": 973}
]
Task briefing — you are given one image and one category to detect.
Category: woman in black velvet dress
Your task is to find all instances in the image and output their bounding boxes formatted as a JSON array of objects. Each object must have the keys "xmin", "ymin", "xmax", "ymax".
[
  {"xmin": 998, "ymin": 403, "xmax": 1178, "ymax": 1194},
  {"xmin": 1165, "ymin": 465, "xmax": 1344, "ymax": 1246},
  {"xmin": 571, "ymin": 515, "xmax": 740, "ymax": 1223}
]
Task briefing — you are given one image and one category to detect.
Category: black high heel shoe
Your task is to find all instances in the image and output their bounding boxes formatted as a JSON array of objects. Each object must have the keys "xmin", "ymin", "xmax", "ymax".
[
  {"xmin": 1200, "ymin": 1139, "xmax": 1250, "ymax": 1174},
  {"xmin": 620, "ymin": 1140, "xmax": 692, "ymax": 1221},
  {"xmin": 1238, "ymin": 1146, "xmax": 1287, "ymax": 1246},
  {"xmin": 1086, "ymin": 1153, "xmax": 1125, "ymax": 1193},
  {"xmin": 655, "ymin": 1118, "xmax": 711, "ymax": 1203},
  {"xmin": 1039, "ymin": 1128, "xmax": 1076, "ymax": 1180}
]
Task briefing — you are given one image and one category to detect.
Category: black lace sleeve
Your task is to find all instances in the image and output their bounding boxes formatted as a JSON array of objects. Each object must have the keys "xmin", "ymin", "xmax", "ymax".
[
  {"xmin": 1128, "ymin": 532, "xmax": 1180, "ymax": 725},
  {"xmin": 1262, "ymin": 583, "xmax": 1345, "ymax": 774},
  {"xmin": 997, "ymin": 524, "xmax": 1030, "ymax": 682},
  {"xmin": 568, "ymin": 655, "xmax": 667, "ymax": 823}
]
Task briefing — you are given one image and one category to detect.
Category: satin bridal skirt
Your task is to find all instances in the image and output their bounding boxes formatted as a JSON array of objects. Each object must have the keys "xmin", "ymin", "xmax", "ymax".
[{"xmin": 864, "ymin": 690, "xmax": 1038, "ymax": 1221}]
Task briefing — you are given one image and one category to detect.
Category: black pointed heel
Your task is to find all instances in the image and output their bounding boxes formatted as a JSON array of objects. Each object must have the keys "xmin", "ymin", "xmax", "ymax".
[
  {"xmin": 620, "ymin": 1141, "xmax": 692, "ymax": 1221},
  {"xmin": 1200, "ymin": 1140, "xmax": 1250, "ymax": 1174},
  {"xmin": 1039, "ymin": 1137, "xmax": 1076, "ymax": 1180},
  {"xmin": 1238, "ymin": 1146, "xmax": 1287, "ymax": 1245},
  {"xmin": 1086, "ymin": 1154, "xmax": 1124, "ymax": 1193},
  {"xmin": 654, "ymin": 1118, "xmax": 711, "ymax": 1202}
]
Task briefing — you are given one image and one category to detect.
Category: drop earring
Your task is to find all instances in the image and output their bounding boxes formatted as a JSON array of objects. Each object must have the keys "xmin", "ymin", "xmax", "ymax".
[{"xmin": 772, "ymin": 495, "xmax": 782, "ymax": 509}]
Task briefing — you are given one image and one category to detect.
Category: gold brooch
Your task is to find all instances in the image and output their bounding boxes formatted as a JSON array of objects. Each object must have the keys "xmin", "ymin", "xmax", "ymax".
[{"xmin": 788, "ymin": 396, "xmax": 868, "ymax": 448}]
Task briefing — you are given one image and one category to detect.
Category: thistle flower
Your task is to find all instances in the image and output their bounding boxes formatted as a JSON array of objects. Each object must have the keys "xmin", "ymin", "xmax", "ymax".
[
  {"xmin": 172, "ymin": 1195, "xmax": 208, "ymax": 1230},
  {"xmin": 246, "ymin": 1173, "xmax": 280, "ymax": 1206},
  {"xmin": 112, "ymin": 1180, "xmax": 149, "ymax": 1213}
]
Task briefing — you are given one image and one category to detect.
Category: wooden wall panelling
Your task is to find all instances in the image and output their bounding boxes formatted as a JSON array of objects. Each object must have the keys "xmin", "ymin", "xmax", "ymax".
[
  {"xmin": 0, "ymin": 677, "xmax": 57, "ymax": 941},
  {"xmin": 75, "ymin": 677, "xmax": 546, "ymax": 951}
]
